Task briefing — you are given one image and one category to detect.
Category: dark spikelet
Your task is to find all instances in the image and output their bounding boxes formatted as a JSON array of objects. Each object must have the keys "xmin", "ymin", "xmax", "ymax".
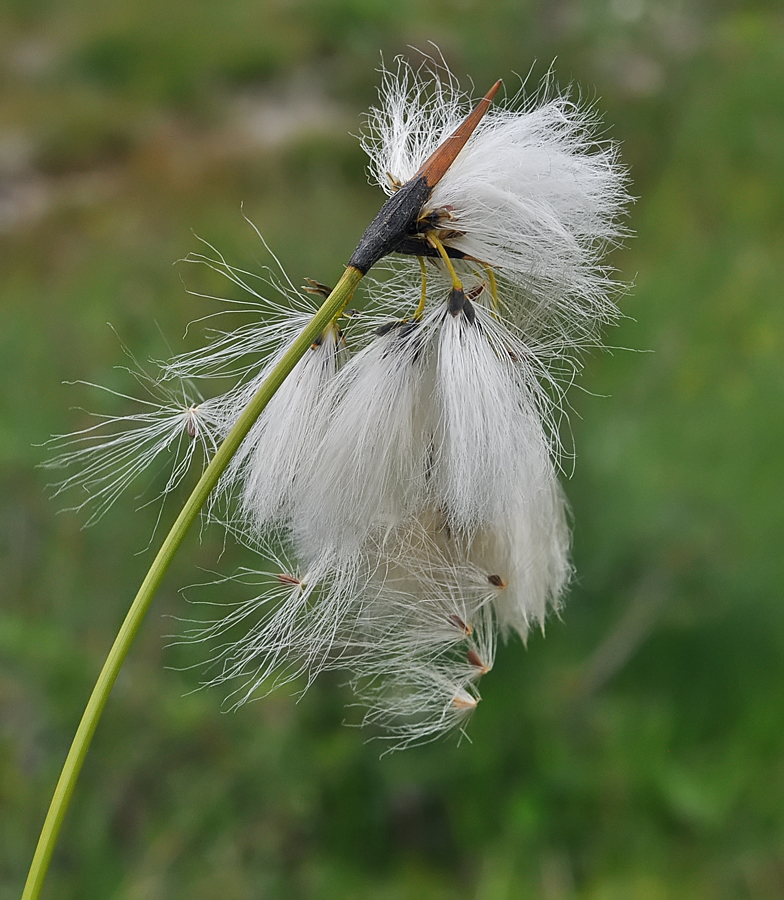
[{"xmin": 348, "ymin": 81, "xmax": 500, "ymax": 274}]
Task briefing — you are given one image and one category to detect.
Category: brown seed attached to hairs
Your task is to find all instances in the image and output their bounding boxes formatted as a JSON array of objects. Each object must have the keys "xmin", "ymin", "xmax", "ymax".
[
  {"xmin": 185, "ymin": 408, "xmax": 198, "ymax": 439},
  {"xmin": 467, "ymin": 648, "xmax": 490, "ymax": 674},
  {"xmin": 488, "ymin": 573, "xmax": 508, "ymax": 589},
  {"xmin": 452, "ymin": 690, "xmax": 479, "ymax": 710},
  {"xmin": 447, "ymin": 614, "xmax": 473, "ymax": 636},
  {"xmin": 276, "ymin": 573, "xmax": 301, "ymax": 587}
]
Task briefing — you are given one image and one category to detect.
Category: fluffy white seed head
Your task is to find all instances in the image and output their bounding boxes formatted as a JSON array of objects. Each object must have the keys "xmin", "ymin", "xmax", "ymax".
[
  {"xmin": 361, "ymin": 57, "xmax": 631, "ymax": 351},
  {"xmin": 192, "ymin": 59, "xmax": 629, "ymax": 744},
  {"xmin": 51, "ymin": 58, "xmax": 630, "ymax": 747}
]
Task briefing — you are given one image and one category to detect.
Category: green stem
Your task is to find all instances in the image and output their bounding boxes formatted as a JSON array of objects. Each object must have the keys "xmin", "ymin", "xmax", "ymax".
[{"xmin": 22, "ymin": 265, "xmax": 364, "ymax": 900}]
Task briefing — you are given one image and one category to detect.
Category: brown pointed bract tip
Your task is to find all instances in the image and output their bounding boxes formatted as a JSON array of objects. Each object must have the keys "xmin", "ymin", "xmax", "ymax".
[
  {"xmin": 415, "ymin": 79, "xmax": 502, "ymax": 188},
  {"xmin": 347, "ymin": 79, "xmax": 501, "ymax": 275}
]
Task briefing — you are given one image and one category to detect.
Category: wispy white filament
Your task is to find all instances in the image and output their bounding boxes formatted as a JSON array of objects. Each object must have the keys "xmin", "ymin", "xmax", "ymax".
[{"xmin": 44, "ymin": 364, "xmax": 221, "ymax": 526}]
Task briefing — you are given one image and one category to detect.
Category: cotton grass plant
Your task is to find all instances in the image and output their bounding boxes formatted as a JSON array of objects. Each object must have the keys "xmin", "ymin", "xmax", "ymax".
[{"xmin": 23, "ymin": 57, "xmax": 630, "ymax": 899}]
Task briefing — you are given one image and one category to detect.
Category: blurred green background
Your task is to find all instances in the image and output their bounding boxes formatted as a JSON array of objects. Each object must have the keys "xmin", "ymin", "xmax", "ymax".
[{"xmin": 2, "ymin": 0, "xmax": 783, "ymax": 897}]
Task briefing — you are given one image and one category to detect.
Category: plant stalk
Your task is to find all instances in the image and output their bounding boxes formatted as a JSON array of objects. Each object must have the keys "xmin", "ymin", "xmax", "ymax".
[{"xmin": 21, "ymin": 265, "xmax": 364, "ymax": 900}]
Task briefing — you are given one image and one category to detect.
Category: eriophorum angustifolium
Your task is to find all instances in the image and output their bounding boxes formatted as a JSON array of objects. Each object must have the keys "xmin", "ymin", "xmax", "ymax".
[{"xmin": 46, "ymin": 58, "xmax": 631, "ymax": 749}]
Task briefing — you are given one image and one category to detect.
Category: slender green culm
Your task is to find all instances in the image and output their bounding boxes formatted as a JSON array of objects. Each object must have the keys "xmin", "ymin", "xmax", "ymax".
[{"xmin": 21, "ymin": 265, "xmax": 364, "ymax": 900}]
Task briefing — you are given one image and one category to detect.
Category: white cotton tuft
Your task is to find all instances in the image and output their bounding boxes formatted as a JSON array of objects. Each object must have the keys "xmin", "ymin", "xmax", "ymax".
[
  {"xmin": 191, "ymin": 59, "xmax": 631, "ymax": 745},
  {"xmin": 466, "ymin": 478, "xmax": 572, "ymax": 641},
  {"xmin": 354, "ymin": 659, "xmax": 482, "ymax": 750},
  {"xmin": 220, "ymin": 323, "xmax": 348, "ymax": 541},
  {"xmin": 291, "ymin": 316, "xmax": 436, "ymax": 563},
  {"xmin": 429, "ymin": 302, "xmax": 554, "ymax": 536}
]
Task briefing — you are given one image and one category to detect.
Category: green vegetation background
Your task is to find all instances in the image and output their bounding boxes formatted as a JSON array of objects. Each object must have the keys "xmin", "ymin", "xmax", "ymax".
[{"xmin": 2, "ymin": 1, "xmax": 782, "ymax": 897}]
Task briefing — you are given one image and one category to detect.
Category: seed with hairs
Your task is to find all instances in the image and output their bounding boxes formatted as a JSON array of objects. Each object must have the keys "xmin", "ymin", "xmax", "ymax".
[
  {"xmin": 452, "ymin": 691, "xmax": 478, "ymax": 710},
  {"xmin": 447, "ymin": 614, "xmax": 473, "ymax": 635},
  {"xmin": 467, "ymin": 649, "xmax": 490, "ymax": 674},
  {"xmin": 276, "ymin": 573, "xmax": 301, "ymax": 587}
]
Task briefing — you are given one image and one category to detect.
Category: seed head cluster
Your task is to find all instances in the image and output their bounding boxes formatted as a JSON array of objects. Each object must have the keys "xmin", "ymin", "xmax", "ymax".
[{"xmin": 46, "ymin": 59, "xmax": 630, "ymax": 748}]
